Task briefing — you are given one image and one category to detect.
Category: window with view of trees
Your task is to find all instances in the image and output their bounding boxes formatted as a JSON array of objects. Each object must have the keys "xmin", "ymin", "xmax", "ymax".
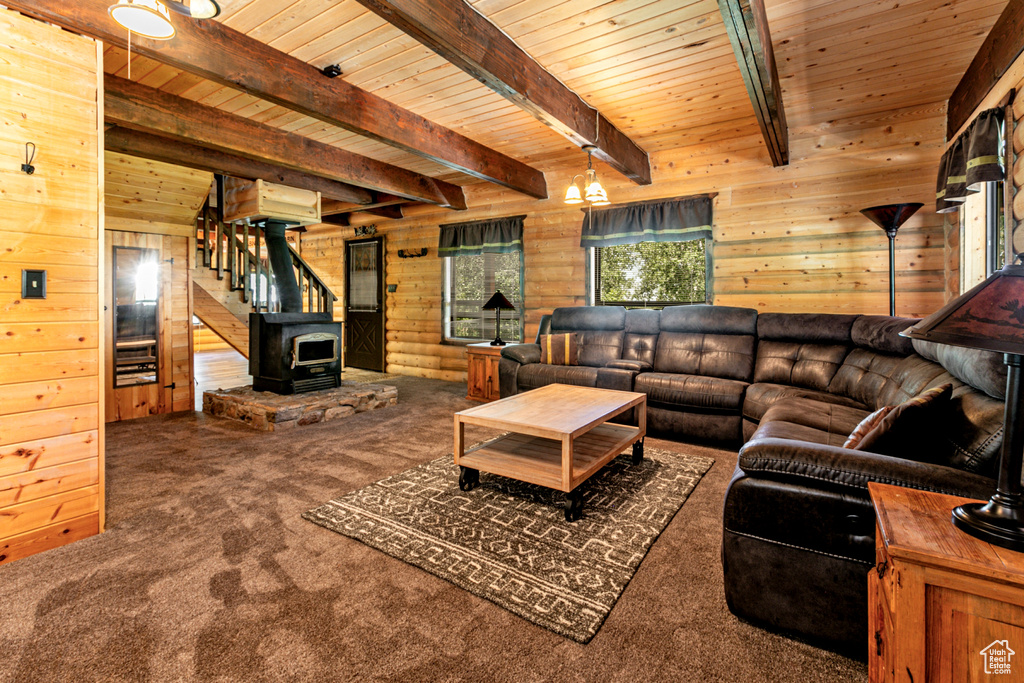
[
  {"xmin": 594, "ymin": 239, "xmax": 708, "ymax": 307},
  {"xmin": 445, "ymin": 252, "xmax": 522, "ymax": 341}
]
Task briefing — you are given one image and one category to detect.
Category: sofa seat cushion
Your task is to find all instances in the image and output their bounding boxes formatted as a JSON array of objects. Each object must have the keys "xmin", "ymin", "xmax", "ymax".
[
  {"xmin": 516, "ymin": 363, "xmax": 600, "ymax": 391},
  {"xmin": 754, "ymin": 397, "xmax": 872, "ymax": 447},
  {"xmin": 634, "ymin": 372, "xmax": 748, "ymax": 412},
  {"xmin": 743, "ymin": 382, "xmax": 868, "ymax": 423}
]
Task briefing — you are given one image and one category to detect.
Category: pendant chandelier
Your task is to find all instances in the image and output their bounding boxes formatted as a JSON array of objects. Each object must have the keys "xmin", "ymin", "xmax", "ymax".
[{"xmin": 564, "ymin": 145, "xmax": 609, "ymax": 206}]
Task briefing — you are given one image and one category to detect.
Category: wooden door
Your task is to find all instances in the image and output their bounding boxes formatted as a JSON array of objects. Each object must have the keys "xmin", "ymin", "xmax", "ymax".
[
  {"xmin": 345, "ymin": 236, "xmax": 386, "ymax": 371},
  {"xmin": 105, "ymin": 231, "xmax": 194, "ymax": 421}
]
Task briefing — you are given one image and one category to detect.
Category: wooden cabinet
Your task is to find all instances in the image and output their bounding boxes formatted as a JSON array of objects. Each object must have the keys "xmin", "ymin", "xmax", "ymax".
[
  {"xmin": 466, "ymin": 342, "xmax": 503, "ymax": 402},
  {"xmin": 868, "ymin": 483, "xmax": 1024, "ymax": 682}
]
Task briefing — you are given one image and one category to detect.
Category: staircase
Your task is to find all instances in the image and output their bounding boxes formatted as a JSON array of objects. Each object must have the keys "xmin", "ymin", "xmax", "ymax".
[{"xmin": 192, "ymin": 205, "xmax": 337, "ymax": 358}]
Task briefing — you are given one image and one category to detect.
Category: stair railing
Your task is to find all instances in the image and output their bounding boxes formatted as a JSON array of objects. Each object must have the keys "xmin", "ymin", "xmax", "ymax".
[{"xmin": 195, "ymin": 205, "xmax": 336, "ymax": 316}]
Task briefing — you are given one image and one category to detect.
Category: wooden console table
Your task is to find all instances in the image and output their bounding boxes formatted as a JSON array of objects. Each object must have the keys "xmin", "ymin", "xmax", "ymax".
[
  {"xmin": 466, "ymin": 341, "xmax": 503, "ymax": 402},
  {"xmin": 868, "ymin": 482, "xmax": 1024, "ymax": 682}
]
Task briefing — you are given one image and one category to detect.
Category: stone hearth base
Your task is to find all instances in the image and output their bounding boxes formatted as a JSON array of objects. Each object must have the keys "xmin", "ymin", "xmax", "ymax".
[{"xmin": 203, "ymin": 382, "xmax": 398, "ymax": 431}]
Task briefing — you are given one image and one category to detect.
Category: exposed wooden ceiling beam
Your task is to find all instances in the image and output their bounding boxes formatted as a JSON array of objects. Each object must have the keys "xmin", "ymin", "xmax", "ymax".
[
  {"xmin": 362, "ymin": 205, "xmax": 405, "ymax": 220},
  {"xmin": 947, "ymin": 0, "xmax": 1024, "ymax": 139},
  {"xmin": 6, "ymin": 0, "xmax": 547, "ymax": 199},
  {"xmin": 355, "ymin": 0, "xmax": 650, "ymax": 185},
  {"xmin": 718, "ymin": 0, "xmax": 789, "ymax": 166},
  {"xmin": 105, "ymin": 75, "xmax": 467, "ymax": 209},
  {"xmin": 105, "ymin": 127, "xmax": 375, "ymax": 205},
  {"xmin": 321, "ymin": 198, "xmax": 408, "ymax": 215}
]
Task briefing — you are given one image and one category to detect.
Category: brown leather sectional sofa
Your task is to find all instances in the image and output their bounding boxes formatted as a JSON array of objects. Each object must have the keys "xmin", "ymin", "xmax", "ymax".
[{"xmin": 498, "ymin": 304, "xmax": 1007, "ymax": 654}]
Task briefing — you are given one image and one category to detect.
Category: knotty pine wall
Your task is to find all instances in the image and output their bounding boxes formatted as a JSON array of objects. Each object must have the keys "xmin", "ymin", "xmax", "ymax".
[
  {"xmin": 0, "ymin": 10, "xmax": 104, "ymax": 564},
  {"xmin": 104, "ymin": 231, "xmax": 194, "ymax": 422},
  {"xmin": 101, "ymin": 152, "xmax": 208, "ymax": 421},
  {"xmin": 302, "ymin": 99, "xmax": 948, "ymax": 384}
]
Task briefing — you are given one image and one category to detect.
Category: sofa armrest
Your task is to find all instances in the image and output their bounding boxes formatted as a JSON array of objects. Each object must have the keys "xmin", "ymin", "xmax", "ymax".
[
  {"xmin": 605, "ymin": 359, "xmax": 652, "ymax": 372},
  {"xmin": 500, "ymin": 343, "xmax": 540, "ymax": 365},
  {"xmin": 738, "ymin": 437, "xmax": 996, "ymax": 500}
]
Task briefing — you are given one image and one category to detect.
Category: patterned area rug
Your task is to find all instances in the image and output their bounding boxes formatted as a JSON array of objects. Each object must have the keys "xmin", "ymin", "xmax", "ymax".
[{"xmin": 302, "ymin": 447, "xmax": 714, "ymax": 643}]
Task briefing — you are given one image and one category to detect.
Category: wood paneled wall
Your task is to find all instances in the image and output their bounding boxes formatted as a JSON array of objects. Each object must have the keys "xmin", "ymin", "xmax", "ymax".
[
  {"xmin": 303, "ymin": 98, "xmax": 949, "ymax": 383},
  {"xmin": 104, "ymin": 231, "xmax": 193, "ymax": 422},
  {"xmin": 0, "ymin": 10, "xmax": 104, "ymax": 564}
]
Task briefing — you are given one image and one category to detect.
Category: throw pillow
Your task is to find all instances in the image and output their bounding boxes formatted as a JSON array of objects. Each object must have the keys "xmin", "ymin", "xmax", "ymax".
[
  {"xmin": 843, "ymin": 405, "xmax": 896, "ymax": 449},
  {"xmin": 538, "ymin": 333, "xmax": 579, "ymax": 365},
  {"xmin": 853, "ymin": 384, "xmax": 953, "ymax": 459}
]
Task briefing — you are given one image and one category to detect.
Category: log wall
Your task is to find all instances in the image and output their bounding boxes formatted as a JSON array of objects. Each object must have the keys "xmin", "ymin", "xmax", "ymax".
[
  {"xmin": 303, "ymin": 99, "xmax": 949, "ymax": 383},
  {"xmin": 0, "ymin": 10, "xmax": 104, "ymax": 564}
]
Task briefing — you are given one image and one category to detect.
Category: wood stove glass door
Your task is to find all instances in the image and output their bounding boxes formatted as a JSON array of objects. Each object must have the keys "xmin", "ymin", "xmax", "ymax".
[{"xmin": 345, "ymin": 236, "xmax": 385, "ymax": 372}]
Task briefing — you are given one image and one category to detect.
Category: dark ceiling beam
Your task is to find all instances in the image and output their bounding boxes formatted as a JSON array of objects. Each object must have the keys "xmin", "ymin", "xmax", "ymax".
[
  {"xmin": 361, "ymin": 205, "xmax": 405, "ymax": 220},
  {"xmin": 104, "ymin": 75, "xmax": 467, "ymax": 209},
  {"xmin": 321, "ymin": 198, "xmax": 407, "ymax": 215},
  {"xmin": 718, "ymin": 0, "xmax": 789, "ymax": 166},
  {"xmin": 6, "ymin": 0, "xmax": 546, "ymax": 199},
  {"xmin": 105, "ymin": 127, "xmax": 375, "ymax": 205},
  {"xmin": 355, "ymin": 0, "xmax": 650, "ymax": 185},
  {"xmin": 947, "ymin": 0, "xmax": 1024, "ymax": 139}
]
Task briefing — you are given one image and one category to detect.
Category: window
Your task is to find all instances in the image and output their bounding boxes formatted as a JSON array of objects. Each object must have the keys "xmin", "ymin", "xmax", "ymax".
[
  {"xmin": 959, "ymin": 180, "xmax": 1006, "ymax": 292},
  {"xmin": 444, "ymin": 251, "xmax": 523, "ymax": 342},
  {"xmin": 591, "ymin": 239, "xmax": 709, "ymax": 307}
]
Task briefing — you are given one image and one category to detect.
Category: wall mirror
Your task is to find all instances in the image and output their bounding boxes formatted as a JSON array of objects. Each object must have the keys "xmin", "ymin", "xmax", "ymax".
[{"xmin": 113, "ymin": 246, "xmax": 160, "ymax": 387}]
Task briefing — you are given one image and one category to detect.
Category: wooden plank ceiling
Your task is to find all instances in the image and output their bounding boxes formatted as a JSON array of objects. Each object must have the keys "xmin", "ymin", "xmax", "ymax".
[{"xmin": 100, "ymin": 0, "xmax": 1005, "ymax": 198}]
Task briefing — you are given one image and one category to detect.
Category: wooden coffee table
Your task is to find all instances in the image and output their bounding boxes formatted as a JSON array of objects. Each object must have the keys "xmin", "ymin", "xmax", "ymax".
[{"xmin": 453, "ymin": 383, "xmax": 647, "ymax": 521}]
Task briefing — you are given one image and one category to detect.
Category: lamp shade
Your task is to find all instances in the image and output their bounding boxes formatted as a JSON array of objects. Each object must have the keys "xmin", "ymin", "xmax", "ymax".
[
  {"xmin": 902, "ymin": 263, "xmax": 1024, "ymax": 552},
  {"xmin": 108, "ymin": 0, "xmax": 176, "ymax": 39},
  {"xmin": 564, "ymin": 182, "xmax": 583, "ymax": 205},
  {"xmin": 901, "ymin": 264, "xmax": 1024, "ymax": 354},
  {"xmin": 482, "ymin": 291, "xmax": 515, "ymax": 311},
  {"xmin": 859, "ymin": 203, "xmax": 923, "ymax": 236}
]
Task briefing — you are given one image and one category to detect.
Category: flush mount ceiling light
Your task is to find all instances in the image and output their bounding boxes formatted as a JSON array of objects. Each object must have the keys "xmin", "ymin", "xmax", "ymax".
[
  {"xmin": 108, "ymin": 0, "xmax": 176, "ymax": 39},
  {"xmin": 563, "ymin": 145, "xmax": 609, "ymax": 206}
]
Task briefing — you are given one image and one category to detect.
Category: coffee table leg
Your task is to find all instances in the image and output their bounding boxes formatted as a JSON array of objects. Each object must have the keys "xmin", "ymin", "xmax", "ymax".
[
  {"xmin": 459, "ymin": 466, "xmax": 479, "ymax": 492},
  {"xmin": 564, "ymin": 489, "xmax": 583, "ymax": 522},
  {"xmin": 632, "ymin": 437, "xmax": 645, "ymax": 465}
]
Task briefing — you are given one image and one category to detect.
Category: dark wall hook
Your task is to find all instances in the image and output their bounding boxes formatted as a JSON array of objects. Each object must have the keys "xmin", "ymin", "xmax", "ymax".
[{"xmin": 21, "ymin": 142, "xmax": 35, "ymax": 175}]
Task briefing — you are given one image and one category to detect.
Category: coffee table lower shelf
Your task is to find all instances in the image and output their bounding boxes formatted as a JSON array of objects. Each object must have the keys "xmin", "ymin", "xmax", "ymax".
[{"xmin": 456, "ymin": 423, "xmax": 644, "ymax": 522}]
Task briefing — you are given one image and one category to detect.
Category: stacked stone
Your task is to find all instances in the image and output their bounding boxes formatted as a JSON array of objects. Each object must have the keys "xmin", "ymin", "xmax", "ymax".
[{"xmin": 203, "ymin": 383, "xmax": 398, "ymax": 431}]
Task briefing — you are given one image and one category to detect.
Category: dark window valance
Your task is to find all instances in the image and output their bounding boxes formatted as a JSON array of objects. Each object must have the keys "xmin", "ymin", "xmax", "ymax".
[
  {"xmin": 437, "ymin": 215, "xmax": 524, "ymax": 256},
  {"xmin": 936, "ymin": 108, "xmax": 1004, "ymax": 213},
  {"xmin": 579, "ymin": 195, "xmax": 713, "ymax": 248}
]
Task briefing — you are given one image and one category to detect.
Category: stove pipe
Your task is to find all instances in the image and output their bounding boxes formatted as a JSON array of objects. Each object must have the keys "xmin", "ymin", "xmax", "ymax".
[{"xmin": 262, "ymin": 220, "xmax": 303, "ymax": 313}]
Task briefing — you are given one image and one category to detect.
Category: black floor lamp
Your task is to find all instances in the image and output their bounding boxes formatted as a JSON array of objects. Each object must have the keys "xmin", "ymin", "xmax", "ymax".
[
  {"xmin": 860, "ymin": 203, "xmax": 923, "ymax": 316},
  {"xmin": 902, "ymin": 264, "xmax": 1024, "ymax": 551}
]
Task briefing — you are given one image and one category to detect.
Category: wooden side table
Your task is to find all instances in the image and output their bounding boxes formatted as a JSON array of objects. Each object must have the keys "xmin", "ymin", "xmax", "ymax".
[
  {"xmin": 465, "ymin": 342, "xmax": 503, "ymax": 402},
  {"xmin": 868, "ymin": 482, "xmax": 1024, "ymax": 682}
]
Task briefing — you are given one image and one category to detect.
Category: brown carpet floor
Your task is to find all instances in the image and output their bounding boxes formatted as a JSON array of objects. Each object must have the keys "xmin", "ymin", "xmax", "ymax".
[{"xmin": 0, "ymin": 377, "xmax": 867, "ymax": 682}]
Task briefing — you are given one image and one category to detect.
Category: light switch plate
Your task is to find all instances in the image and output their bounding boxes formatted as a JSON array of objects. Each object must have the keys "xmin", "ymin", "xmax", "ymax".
[{"xmin": 22, "ymin": 269, "xmax": 46, "ymax": 299}]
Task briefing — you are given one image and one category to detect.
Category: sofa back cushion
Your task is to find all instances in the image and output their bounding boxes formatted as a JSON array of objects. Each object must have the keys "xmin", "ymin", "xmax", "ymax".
[
  {"xmin": 829, "ymin": 316, "xmax": 1006, "ymax": 477},
  {"xmin": 753, "ymin": 313, "xmax": 856, "ymax": 391},
  {"xmin": 551, "ymin": 306, "xmax": 627, "ymax": 368},
  {"xmin": 653, "ymin": 305, "xmax": 757, "ymax": 381},
  {"xmin": 622, "ymin": 308, "xmax": 661, "ymax": 366}
]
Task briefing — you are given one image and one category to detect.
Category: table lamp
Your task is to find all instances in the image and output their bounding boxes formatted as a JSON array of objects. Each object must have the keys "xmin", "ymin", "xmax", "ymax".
[
  {"xmin": 482, "ymin": 291, "xmax": 515, "ymax": 346},
  {"xmin": 901, "ymin": 263, "xmax": 1024, "ymax": 551}
]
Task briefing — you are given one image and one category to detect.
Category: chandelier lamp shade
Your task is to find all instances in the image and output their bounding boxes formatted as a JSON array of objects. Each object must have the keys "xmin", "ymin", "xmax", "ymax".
[
  {"xmin": 859, "ymin": 203, "xmax": 922, "ymax": 316},
  {"xmin": 482, "ymin": 291, "xmax": 516, "ymax": 346},
  {"xmin": 564, "ymin": 146, "xmax": 609, "ymax": 206},
  {"xmin": 901, "ymin": 264, "xmax": 1024, "ymax": 552}
]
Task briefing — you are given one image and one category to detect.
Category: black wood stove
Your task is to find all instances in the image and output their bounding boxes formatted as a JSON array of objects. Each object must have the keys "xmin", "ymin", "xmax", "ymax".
[{"xmin": 248, "ymin": 221, "xmax": 342, "ymax": 394}]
